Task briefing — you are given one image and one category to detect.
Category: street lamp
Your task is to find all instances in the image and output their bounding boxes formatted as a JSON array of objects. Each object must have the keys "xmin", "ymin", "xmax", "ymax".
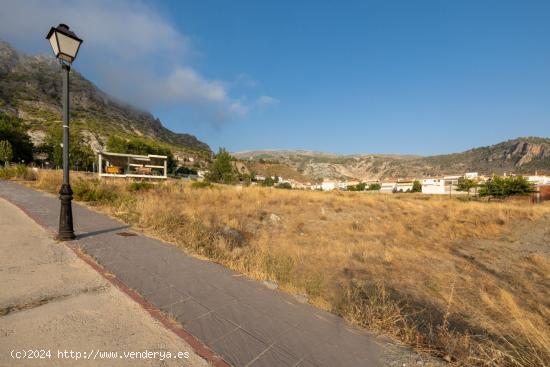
[{"xmin": 46, "ymin": 24, "xmax": 83, "ymax": 241}]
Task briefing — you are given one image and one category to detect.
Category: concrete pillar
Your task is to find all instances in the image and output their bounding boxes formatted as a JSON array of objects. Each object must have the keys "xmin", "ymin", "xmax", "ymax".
[{"xmin": 98, "ymin": 153, "xmax": 102, "ymax": 177}]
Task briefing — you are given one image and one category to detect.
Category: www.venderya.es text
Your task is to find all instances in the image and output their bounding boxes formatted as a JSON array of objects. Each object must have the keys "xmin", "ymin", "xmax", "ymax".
[{"xmin": 10, "ymin": 349, "xmax": 190, "ymax": 361}]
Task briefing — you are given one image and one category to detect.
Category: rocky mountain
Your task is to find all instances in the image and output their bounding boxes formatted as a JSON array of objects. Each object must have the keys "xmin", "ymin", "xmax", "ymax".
[
  {"xmin": 235, "ymin": 137, "xmax": 550, "ymax": 181},
  {"xmin": 0, "ymin": 40, "xmax": 210, "ymax": 154}
]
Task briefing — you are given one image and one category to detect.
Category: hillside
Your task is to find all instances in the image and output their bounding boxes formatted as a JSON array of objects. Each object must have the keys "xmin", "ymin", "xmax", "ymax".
[
  {"xmin": 0, "ymin": 40, "xmax": 210, "ymax": 155},
  {"xmin": 236, "ymin": 137, "xmax": 550, "ymax": 181}
]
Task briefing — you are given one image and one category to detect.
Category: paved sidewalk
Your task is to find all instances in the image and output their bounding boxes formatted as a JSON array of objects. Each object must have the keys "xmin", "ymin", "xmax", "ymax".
[
  {"xmin": 0, "ymin": 197, "xmax": 209, "ymax": 367},
  {"xmin": 0, "ymin": 180, "xmax": 433, "ymax": 367}
]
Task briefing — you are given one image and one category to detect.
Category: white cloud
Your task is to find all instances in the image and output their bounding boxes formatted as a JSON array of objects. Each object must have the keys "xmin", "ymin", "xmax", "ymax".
[
  {"xmin": 0, "ymin": 0, "xmax": 273, "ymax": 123},
  {"xmin": 256, "ymin": 95, "xmax": 280, "ymax": 107},
  {"xmin": 234, "ymin": 73, "xmax": 257, "ymax": 88}
]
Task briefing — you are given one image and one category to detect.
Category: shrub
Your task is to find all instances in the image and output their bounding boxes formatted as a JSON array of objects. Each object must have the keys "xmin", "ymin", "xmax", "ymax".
[
  {"xmin": 262, "ymin": 176, "xmax": 276, "ymax": 187},
  {"xmin": 411, "ymin": 180, "xmax": 422, "ymax": 192},
  {"xmin": 191, "ymin": 181, "xmax": 211, "ymax": 189},
  {"xmin": 72, "ymin": 179, "xmax": 118, "ymax": 202},
  {"xmin": 478, "ymin": 176, "xmax": 534, "ymax": 198},
  {"xmin": 0, "ymin": 140, "xmax": 13, "ymax": 166},
  {"xmin": 0, "ymin": 165, "xmax": 37, "ymax": 181},
  {"xmin": 367, "ymin": 183, "xmax": 381, "ymax": 191},
  {"xmin": 456, "ymin": 177, "xmax": 477, "ymax": 196},
  {"xmin": 276, "ymin": 182, "xmax": 292, "ymax": 189},
  {"xmin": 128, "ymin": 181, "xmax": 154, "ymax": 192},
  {"xmin": 348, "ymin": 182, "xmax": 366, "ymax": 191}
]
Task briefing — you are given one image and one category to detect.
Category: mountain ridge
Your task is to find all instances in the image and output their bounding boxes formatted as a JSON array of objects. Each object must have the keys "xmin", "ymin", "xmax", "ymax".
[
  {"xmin": 235, "ymin": 136, "xmax": 550, "ymax": 181},
  {"xmin": 0, "ymin": 40, "xmax": 210, "ymax": 155}
]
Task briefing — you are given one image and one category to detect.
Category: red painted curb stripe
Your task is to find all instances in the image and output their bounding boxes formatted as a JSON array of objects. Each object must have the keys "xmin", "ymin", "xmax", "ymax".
[{"xmin": 0, "ymin": 192, "xmax": 230, "ymax": 367}]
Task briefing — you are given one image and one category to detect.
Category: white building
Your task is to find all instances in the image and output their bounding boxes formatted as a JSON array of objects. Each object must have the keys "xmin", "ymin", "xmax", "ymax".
[
  {"xmin": 421, "ymin": 178, "xmax": 446, "ymax": 194},
  {"xmin": 421, "ymin": 175, "xmax": 464, "ymax": 195},
  {"xmin": 464, "ymin": 172, "xmax": 478, "ymax": 180},
  {"xmin": 395, "ymin": 180, "xmax": 414, "ymax": 192},
  {"xmin": 321, "ymin": 181, "xmax": 338, "ymax": 191},
  {"xmin": 379, "ymin": 182, "xmax": 397, "ymax": 193},
  {"xmin": 527, "ymin": 175, "xmax": 550, "ymax": 185}
]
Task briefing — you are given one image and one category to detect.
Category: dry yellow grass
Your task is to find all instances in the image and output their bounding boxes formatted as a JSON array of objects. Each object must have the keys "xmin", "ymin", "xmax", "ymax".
[{"xmin": 21, "ymin": 170, "xmax": 550, "ymax": 366}]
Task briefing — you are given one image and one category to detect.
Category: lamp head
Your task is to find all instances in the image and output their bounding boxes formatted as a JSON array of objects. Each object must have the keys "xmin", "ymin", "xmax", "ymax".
[{"xmin": 46, "ymin": 24, "xmax": 83, "ymax": 64}]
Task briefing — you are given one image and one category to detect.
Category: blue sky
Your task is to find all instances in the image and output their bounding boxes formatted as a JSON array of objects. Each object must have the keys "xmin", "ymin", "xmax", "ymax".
[{"xmin": 1, "ymin": 1, "xmax": 550, "ymax": 155}]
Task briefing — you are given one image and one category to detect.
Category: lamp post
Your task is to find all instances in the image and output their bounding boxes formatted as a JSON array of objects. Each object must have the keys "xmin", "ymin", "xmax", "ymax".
[{"xmin": 46, "ymin": 24, "xmax": 83, "ymax": 241}]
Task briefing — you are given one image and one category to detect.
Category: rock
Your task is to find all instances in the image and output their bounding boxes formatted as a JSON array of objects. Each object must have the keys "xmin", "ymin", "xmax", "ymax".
[
  {"xmin": 442, "ymin": 355, "xmax": 452, "ymax": 363},
  {"xmin": 294, "ymin": 294, "xmax": 308, "ymax": 303},
  {"xmin": 269, "ymin": 213, "xmax": 281, "ymax": 223},
  {"xmin": 219, "ymin": 227, "xmax": 247, "ymax": 249},
  {"xmin": 263, "ymin": 280, "xmax": 278, "ymax": 290}
]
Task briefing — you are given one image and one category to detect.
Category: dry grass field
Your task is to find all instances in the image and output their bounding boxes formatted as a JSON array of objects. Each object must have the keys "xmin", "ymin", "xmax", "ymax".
[{"xmin": 6, "ymin": 168, "xmax": 550, "ymax": 366}]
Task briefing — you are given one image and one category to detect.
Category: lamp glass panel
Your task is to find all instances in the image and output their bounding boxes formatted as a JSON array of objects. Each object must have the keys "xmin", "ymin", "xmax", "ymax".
[
  {"xmin": 56, "ymin": 32, "xmax": 81, "ymax": 59},
  {"xmin": 48, "ymin": 34, "xmax": 59, "ymax": 57}
]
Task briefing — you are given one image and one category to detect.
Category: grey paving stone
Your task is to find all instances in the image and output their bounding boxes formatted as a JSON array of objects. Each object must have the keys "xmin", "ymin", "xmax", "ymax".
[
  {"xmin": 147, "ymin": 285, "xmax": 189, "ymax": 310},
  {"xmin": 272, "ymin": 327, "xmax": 328, "ymax": 361},
  {"xmin": 295, "ymin": 359, "xmax": 316, "ymax": 367},
  {"xmin": 115, "ymin": 264, "xmax": 169, "ymax": 299},
  {"xmin": 187, "ymin": 285, "xmax": 237, "ymax": 310},
  {"xmin": 184, "ymin": 312, "xmax": 238, "ymax": 344},
  {"xmin": 303, "ymin": 340, "xmax": 379, "ymax": 367},
  {"xmin": 170, "ymin": 277, "xmax": 218, "ymax": 298},
  {"xmin": 172, "ymin": 298, "xmax": 211, "ymax": 324},
  {"xmin": 326, "ymin": 326, "xmax": 380, "ymax": 361},
  {"xmin": 216, "ymin": 300, "xmax": 294, "ymax": 344},
  {"xmin": 248, "ymin": 346, "xmax": 300, "ymax": 367},
  {"xmin": 211, "ymin": 328, "xmax": 269, "ymax": 367}
]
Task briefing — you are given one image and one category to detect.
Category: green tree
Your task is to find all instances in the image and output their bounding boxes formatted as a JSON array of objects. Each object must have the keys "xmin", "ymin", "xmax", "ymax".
[
  {"xmin": 412, "ymin": 180, "xmax": 422, "ymax": 193},
  {"xmin": 262, "ymin": 176, "xmax": 275, "ymax": 187},
  {"xmin": 367, "ymin": 183, "xmax": 381, "ymax": 191},
  {"xmin": 277, "ymin": 182, "xmax": 292, "ymax": 189},
  {"xmin": 456, "ymin": 177, "xmax": 477, "ymax": 196},
  {"xmin": 0, "ymin": 112, "xmax": 34, "ymax": 164},
  {"xmin": 478, "ymin": 176, "xmax": 534, "ymax": 198},
  {"xmin": 0, "ymin": 140, "xmax": 13, "ymax": 166},
  {"xmin": 175, "ymin": 166, "xmax": 198, "ymax": 176},
  {"xmin": 44, "ymin": 127, "xmax": 95, "ymax": 171},
  {"xmin": 347, "ymin": 182, "xmax": 367, "ymax": 191},
  {"xmin": 206, "ymin": 147, "xmax": 237, "ymax": 184}
]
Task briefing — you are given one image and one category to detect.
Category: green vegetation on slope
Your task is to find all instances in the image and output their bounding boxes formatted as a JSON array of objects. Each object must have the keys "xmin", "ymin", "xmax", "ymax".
[{"xmin": 0, "ymin": 40, "xmax": 210, "ymax": 156}]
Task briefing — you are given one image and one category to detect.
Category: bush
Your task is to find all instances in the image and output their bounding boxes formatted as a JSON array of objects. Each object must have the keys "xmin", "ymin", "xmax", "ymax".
[
  {"xmin": 128, "ymin": 181, "xmax": 154, "ymax": 192},
  {"xmin": 276, "ymin": 182, "xmax": 292, "ymax": 189},
  {"xmin": 262, "ymin": 176, "xmax": 276, "ymax": 187},
  {"xmin": 456, "ymin": 177, "xmax": 477, "ymax": 195},
  {"xmin": 347, "ymin": 182, "xmax": 366, "ymax": 191},
  {"xmin": 191, "ymin": 181, "xmax": 211, "ymax": 189},
  {"xmin": 367, "ymin": 183, "xmax": 381, "ymax": 191},
  {"xmin": 0, "ymin": 165, "xmax": 37, "ymax": 181},
  {"xmin": 412, "ymin": 180, "xmax": 422, "ymax": 192},
  {"xmin": 0, "ymin": 140, "xmax": 13, "ymax": 166},
  {"xmin": 478, "ymin": 176, "xmax": 534, "ymax": 198},
  {"xmin": 72, "ymin": 179, "xmax": 118, "ymax": 202}
]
